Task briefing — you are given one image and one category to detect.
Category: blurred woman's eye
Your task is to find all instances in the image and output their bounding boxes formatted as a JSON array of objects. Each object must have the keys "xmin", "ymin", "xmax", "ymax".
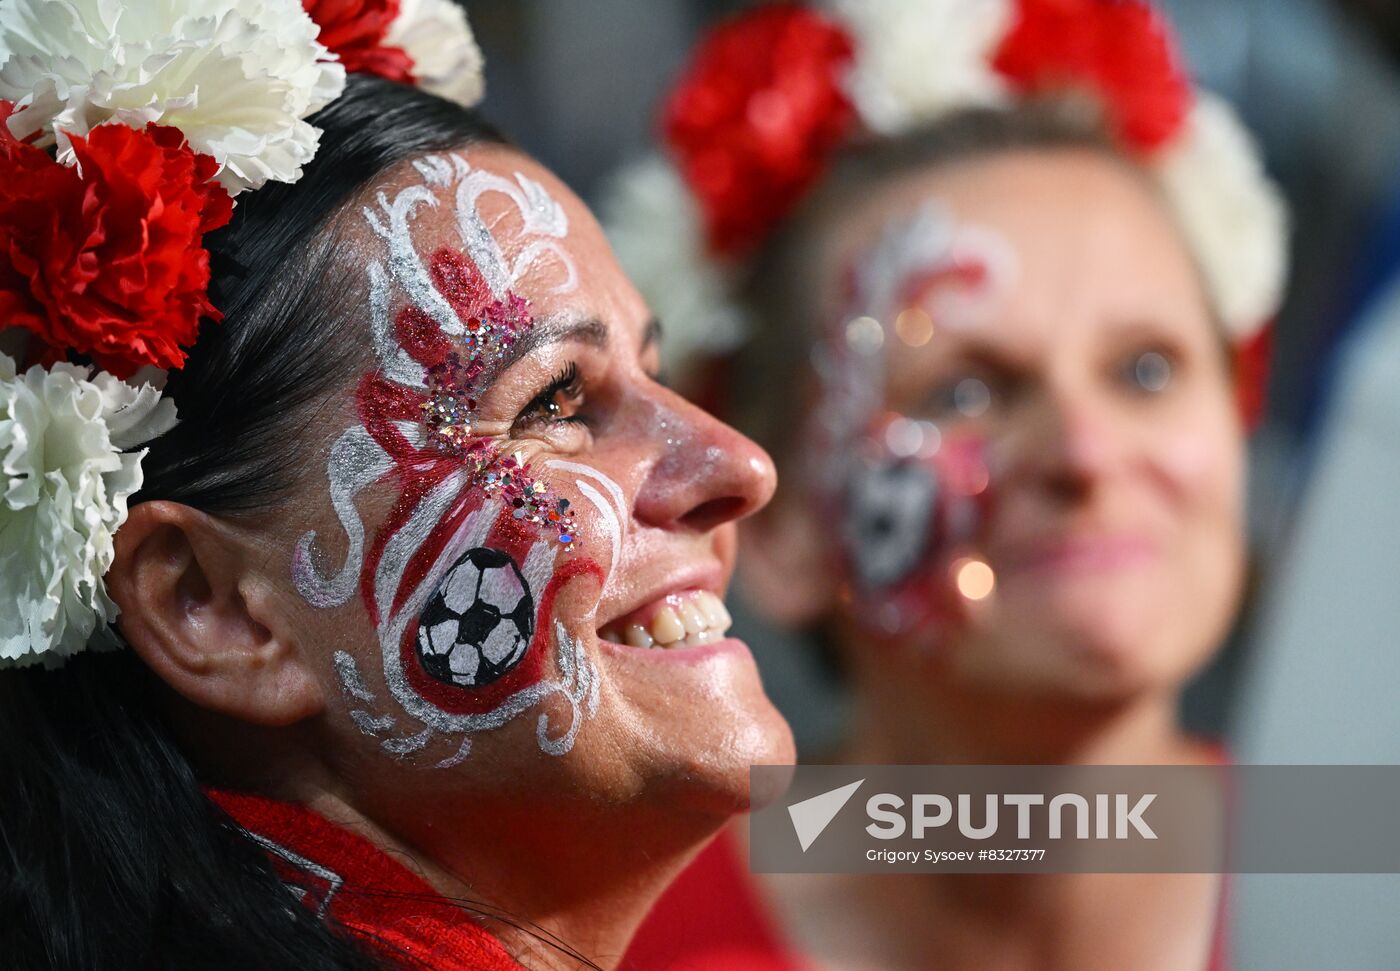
[
  {"xmin": 925, "ymin": 373, "xmax": 1001, "ymax": 420},
  {"xmin": 952, "ymin": 377, "xmax": 993, "ymax": 417},
  {"xmin": 1119, "ymin": 349, "xmax": 1175, "ymax": 395},
  {"xmin": 513, "ymin": 362, "xmax": 589, "ymax": 433}
]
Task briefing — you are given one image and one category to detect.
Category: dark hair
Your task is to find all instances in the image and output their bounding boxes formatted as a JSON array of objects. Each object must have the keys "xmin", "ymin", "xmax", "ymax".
[{"xmin": 0, "ymin": 75, "xmax": 506, "ymax": 970}]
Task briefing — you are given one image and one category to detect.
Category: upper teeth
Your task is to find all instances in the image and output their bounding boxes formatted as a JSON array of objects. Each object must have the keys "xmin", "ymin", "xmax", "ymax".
[{"xmin": 602, "ymin": 591, "xmax": 733, "ymax": 649}]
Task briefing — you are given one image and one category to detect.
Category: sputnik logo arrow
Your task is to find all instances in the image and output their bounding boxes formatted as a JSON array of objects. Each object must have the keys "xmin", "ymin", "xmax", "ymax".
[{"xmin": 788, "ymin": 779, "xmax": 864, "ymax": 852}]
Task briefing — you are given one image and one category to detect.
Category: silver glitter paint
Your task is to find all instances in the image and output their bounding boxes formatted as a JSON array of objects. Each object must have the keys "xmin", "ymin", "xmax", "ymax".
[
  {"xmin": 534, "ymin": 621, "xmax": 597, "ymax": 756},
  {"xmin": 293, "ymin": 426, "xmax": 393, "ymax": 608},
  {"xmin": 372, "ymin": 471, "xmax": 466, "ymax": 620},
  {"xmin": 350, "ymin": 710, "xmax": 396, "ymax": 735},
  {"xmin": 334, "ymin": 650, "xmax": 375, "ymax": 702},
  {"xmin": 368, "ymin": 260, "xmax": 427, "ymax": 388},
  {"xmin": 577, "ymin": 482, "xmax": 620, "ymax": 578},
  {"xmin": 435, "ymin": 737, "xmax": 473, "ymax": 769},
  {"xmin": 546, "ymin": 461, "xmax": 626, "ymax": 593},
  {"xmin": 391, "ymin": 419, "xmax": 426, "ymax": 449},
  {"xmin": 364, "ymin": 185, "xmax": 464, "ymax": 336},
  {"xmin": 383, "ymin": 727, "xmax": 433, "ymax": 755},
  {"xmin": 412, "ymin": 154, "xmax": 455, "ymax": 188},
  {"xmin": 546, "ymin": 460, "xmax": 626, "ymax": 518},
  {"xmin": 452, "ymin": 164, "xmax": 576, "ymax": 298}
]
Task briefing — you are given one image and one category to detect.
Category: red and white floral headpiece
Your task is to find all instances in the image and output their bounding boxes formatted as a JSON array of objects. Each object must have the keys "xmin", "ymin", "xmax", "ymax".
[
  {"xmin": 0, "ymin": 0, "xmax": 485, "ymax": 668},
  {"xmin": 605, "ymin": 0, "xmax": 1289, "ymax": 394}
]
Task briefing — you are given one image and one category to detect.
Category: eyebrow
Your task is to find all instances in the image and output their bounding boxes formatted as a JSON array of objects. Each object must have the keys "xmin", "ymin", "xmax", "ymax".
[{"xmin": 482, "ymin": 316, "xmax": 610, "ymax": 384}]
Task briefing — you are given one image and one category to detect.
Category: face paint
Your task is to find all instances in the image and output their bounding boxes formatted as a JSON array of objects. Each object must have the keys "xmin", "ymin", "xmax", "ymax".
[
  {"xmin": 546, "ymin": 461, "xmax": 627, "ymax": 595},
  {"xmin": 805, "ymin": 202, "xmax": 1003, "ymax": 638},
  {"xmin": 294, "ymin": 153, "xmax": 604, "ymax": 764},
  {"xmin": 416, "ymin": 546, "xmax": 534, "ymax": 688}
]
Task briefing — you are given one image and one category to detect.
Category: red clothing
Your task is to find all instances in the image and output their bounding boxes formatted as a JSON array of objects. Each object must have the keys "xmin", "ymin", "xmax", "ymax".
[
  {"xmin": 622, "ymin": 828, "xmax": 800, "ymax": 971},
  {"xmin": 209, "ymin": 790, "xmax": 523, "ymax": 971}
]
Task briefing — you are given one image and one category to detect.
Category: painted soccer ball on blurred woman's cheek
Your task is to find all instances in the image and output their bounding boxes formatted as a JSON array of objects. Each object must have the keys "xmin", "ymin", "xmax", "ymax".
[{"xmin": 836, "ymin": 415, "xmax": 991, "ymax": 640}]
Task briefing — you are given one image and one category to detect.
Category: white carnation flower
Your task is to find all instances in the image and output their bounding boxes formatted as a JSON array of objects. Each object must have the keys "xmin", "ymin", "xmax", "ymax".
[
  {"xmin": 386, "ymin": 0, "xmax": 485, "ymax": 108},
  {"xmin": 0, "ymin": 0, "xmax": 346, "ymax": 195},
  {"xmin": 826, "ymin": 0, "xmax": 1012, "ymax": 135},
  {"xmin": 601, "ymin": 157, "xmax": 749, "ymax": 384},
  {"xmin": 1156, "ymin": 92, "xmax": 1290, "ymax": 338},
  {"xmin": 0, "ymin": 355, "xmax": 177, "ymax": 669}
]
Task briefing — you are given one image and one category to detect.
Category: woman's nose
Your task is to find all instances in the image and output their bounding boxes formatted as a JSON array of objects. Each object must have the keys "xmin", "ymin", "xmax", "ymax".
[
  {"xmin": 630, "ymin": 389, "xmax": 777, "ymax": 533},
  {"xmin": 1001, "ymin": 387, "xmax": 1120, "ymax": 502}
]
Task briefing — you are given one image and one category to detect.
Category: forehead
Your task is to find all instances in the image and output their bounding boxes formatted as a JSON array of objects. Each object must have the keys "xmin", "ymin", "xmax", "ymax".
[
  {"xmin": 823, "ymin": 148, "xmax": 1210, "ymax": 353},
  {"xmin": 346, "ymin": 143, "xmax": 644, "ymax": 330}
]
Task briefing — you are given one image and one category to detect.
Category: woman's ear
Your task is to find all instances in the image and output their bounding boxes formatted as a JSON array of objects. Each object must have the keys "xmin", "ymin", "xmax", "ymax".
[
  {"xmin": 737, "ymin": 496, "xmax": 838, "ymax": 627},
  {"xmin": 107, "ymin": 500, "xmax": 324, "ymax": 726}
]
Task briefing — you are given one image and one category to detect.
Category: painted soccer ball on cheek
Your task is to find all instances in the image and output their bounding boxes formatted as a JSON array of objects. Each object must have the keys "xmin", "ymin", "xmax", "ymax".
[
  {"xmin": 844, "ymin": 452, "xmax": 937, "ymax": 591},
  {"xmin": 416, "ymin": 546, "xmax": 534, "ymax": 689}
]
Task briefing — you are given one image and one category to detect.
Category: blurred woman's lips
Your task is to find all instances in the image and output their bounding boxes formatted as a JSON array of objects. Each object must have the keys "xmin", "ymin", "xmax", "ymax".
[
  {"xmin": 598, "ymin": 589, "xmax": 734, "ymax": 650},
  {"xmin": 998, "ymin": 534, "xmax": 1157, "ymax": 575}
]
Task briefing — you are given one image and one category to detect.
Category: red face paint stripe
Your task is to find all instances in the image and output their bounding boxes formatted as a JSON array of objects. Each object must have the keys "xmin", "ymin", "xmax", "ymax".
[{"xmin": 389, "ymin": 484, "xmax": 488, "ymax": 618}]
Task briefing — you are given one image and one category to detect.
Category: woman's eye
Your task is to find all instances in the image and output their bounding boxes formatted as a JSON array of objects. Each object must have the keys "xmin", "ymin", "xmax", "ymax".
[
  {"xmin": 514, "ymin": 363, "xmax": 588, "ymax": 430},
  {"xmin": 926, "ymin": 374, "xmax": 998, "ymax": 420},
  {"xmin": 952, "ymin": 377, "xmax": 993, "ymax": 417},
  {"xmin": 1122, "ymin": 349, "xmax": 1174, "ymax": 394}
]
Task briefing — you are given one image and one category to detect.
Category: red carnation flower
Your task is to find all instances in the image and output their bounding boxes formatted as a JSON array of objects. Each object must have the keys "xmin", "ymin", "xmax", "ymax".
[
  {"xmin": 303, "ymin": 0, "xmax": 415, "ymax": 84},
  {"xmin": 993, "ymin": 0, "xmax": 1191, "ymax": 153},
  {"xmin": 663, "ymin": 3, "xmax": 857, "ymax": 257},
  {"xmin": 0, "ymin": 114, "xmax": 233, "ymax": 377}
]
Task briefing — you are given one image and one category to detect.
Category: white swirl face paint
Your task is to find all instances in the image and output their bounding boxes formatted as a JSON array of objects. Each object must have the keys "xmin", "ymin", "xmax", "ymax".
[
  {"xmin": 546, "ymin": 460, "xmax": 627, "ymax": 596},
  {"xmin": 293, "ymin": 153, "xmax": 607, "ymax": 765}
]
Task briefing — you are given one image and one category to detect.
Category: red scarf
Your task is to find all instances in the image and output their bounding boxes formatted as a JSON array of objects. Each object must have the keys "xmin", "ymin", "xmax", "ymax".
[{"xmin": 209, "ymin": 789, "xmax": 524, "ymax": 970}]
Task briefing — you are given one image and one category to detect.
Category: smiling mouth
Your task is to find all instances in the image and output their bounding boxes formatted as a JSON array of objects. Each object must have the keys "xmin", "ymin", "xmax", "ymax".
[{"xmin": 598, "ymin": 590, "xmax": 734, "ymax": 650}]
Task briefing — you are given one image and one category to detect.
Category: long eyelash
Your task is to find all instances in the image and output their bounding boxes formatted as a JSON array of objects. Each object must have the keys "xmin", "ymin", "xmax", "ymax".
[{"xmin": 517, "ymin": 362, "xmax": 586, "ymax": 426}]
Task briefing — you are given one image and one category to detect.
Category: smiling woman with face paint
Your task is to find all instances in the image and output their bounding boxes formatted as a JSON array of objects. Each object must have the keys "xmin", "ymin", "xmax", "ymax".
[
  {"xmin": 0, "ymin": 5, "xmax": 790, "ymax": 970},
  {"xmin": 611, "ymin": 2, "xmax": 1288, "ymax": 970}
]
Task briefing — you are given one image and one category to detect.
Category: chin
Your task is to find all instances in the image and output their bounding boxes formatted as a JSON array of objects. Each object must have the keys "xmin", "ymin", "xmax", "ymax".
[
  {"xmin": 1043, "ymin": 617, "xmax": 1207, "ymax": 701},
  {"xmin": 657, "ymin": 694, "xmax": 795, "ymax": 818},
  {"xmin": 592, "ymin": 633, "xmax": 795, "ymax": 816}
]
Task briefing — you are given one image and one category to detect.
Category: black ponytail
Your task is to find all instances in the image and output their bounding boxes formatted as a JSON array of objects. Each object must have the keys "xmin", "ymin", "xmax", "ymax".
[{"xmin": 1, "ymin": 75, "xmax": 504, "ymax": 970}]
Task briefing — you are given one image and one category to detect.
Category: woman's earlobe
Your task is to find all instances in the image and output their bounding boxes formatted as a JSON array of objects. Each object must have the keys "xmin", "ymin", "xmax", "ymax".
[
  {"xmin": 737, "ymin": 500, "xmax": 838, "ymax": 627},
  {"xmin": 107, "ymin": 501, "xmax": 324, "ymax": 726}
]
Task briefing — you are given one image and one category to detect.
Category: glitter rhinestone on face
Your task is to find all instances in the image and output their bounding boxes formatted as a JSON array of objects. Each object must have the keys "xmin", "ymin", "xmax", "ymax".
[{"xmin": 418, "ymin": 293, "xmax": 580, "ymax": 550}]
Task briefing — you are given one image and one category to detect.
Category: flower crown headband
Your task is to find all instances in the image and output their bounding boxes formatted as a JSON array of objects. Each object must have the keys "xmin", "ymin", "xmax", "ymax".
[
  {"xmin": 605, "ymin": 0, "xmax": 1290, "ymax": 391},
  {"xmin": 0, "ymin": 0, "xmax": 485, "ymax": 669}
]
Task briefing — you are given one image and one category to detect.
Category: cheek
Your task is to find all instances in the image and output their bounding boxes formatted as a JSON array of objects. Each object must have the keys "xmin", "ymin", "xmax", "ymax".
[{"xmin": 1145, "ymin": 402, "xmax": 1245, "ymax": 542}]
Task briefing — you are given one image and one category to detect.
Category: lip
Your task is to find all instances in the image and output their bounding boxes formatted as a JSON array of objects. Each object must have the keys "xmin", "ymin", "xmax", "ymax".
[
  {"xmin": 593, "ymin": 564, "xmax": 726, "ymax": 633},
  {"xmin": 996, "ymin": 533, "xmax": 1157, "ymax": 575},
  {"xmin": 597, "ymin": 634, "xmax": 755, "ymax": 666}
]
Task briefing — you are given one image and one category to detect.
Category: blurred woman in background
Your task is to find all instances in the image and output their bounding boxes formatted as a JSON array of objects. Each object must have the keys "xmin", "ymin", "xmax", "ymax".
[{"xmin": 607, "ymin": 1, "xmax": 1289, "ymax": 968}]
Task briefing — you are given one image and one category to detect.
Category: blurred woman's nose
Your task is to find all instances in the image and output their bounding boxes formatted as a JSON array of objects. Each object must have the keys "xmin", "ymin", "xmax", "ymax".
[
  {"xmin": 1001, "ymin": 383, "xmax": 1121, "ymax": 502},
  {"xmin": 631, "ymin": 390, "xmax": 777, "ymax": 533}
]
